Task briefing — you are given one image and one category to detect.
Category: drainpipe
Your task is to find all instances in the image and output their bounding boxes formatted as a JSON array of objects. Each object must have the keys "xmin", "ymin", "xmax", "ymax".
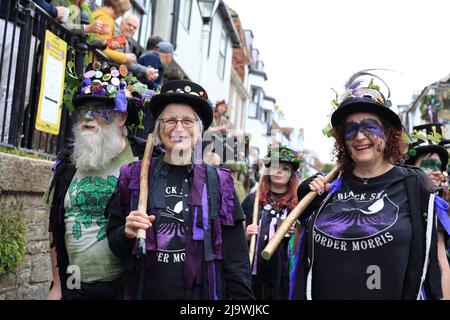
[{"xmin": 170, "ymin": 0, "xmax": 180, "ymax": 51}]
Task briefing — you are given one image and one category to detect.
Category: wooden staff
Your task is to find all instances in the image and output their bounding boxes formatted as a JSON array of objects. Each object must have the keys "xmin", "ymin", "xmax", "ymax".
[
  {"xmin": 248, "ymin": 168, "xmax": 264, "ymax": 269},
  {"xmin": 261, "ymin": 166, "xmax": 341, "ymax": 260},
  {"xmin": 137, "ymin": 133, "xmax": 154, "ymax": 253},
  {"xmin": 136, "ymin": 133, "xmax": 154, "ymax": 300}
]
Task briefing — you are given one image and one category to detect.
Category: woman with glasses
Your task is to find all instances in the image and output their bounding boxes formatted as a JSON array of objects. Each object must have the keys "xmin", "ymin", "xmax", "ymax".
[
  {"xmin": 290, "ymin": 71, "xmax": 450, "ymax": 300},
  {"xmin": 106, "ymin": 80, "xmax": 254, "ymax": 300},
  {"xmin": 242, "ymin": 144, "xmax": 301, "ymax": 300}
]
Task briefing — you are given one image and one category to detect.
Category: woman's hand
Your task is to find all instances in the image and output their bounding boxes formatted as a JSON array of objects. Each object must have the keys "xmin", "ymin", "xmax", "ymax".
[
  {"xmin": 309, "ymin": 174, "xmax": 331, "ymax": 196},
  {"xmin": 245, "ymin": 223, "xmax": 259, "ymax": 240},
  {"xmin": 124, "ymin": 211, "xmax": 155, "ymax": 239}
]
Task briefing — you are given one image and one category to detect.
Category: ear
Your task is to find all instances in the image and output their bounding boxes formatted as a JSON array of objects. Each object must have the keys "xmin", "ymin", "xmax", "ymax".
[{"xmin": 117, "ymin": 112, "xmax": 128, "ymax": 126}]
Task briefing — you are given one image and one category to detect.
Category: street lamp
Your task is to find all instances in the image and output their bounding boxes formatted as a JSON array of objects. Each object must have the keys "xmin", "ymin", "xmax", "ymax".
[{"xmin": 198, "ymin": 0, "xmax": 216, "ymax": 23}]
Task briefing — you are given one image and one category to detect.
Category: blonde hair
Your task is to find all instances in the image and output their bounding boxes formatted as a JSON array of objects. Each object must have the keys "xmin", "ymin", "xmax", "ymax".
[{"xmin": 104, "ymin": 0, "xmax": 130, "ymax": 16}]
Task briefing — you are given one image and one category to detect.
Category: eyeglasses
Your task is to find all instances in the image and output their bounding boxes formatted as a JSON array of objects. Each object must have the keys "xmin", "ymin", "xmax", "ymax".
[
  {"xmin": 345, "ymin": 119, "xmax": 385, "ymax": 141},
  {"xmin": 159, "ymin": 117, "xmax": 197, "ymax": 128},
  {"xmin": 76, "ymin": 106, "xmax": 115, "ymax": 123}
]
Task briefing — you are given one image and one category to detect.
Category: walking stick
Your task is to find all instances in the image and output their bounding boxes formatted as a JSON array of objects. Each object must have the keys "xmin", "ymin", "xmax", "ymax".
[
  {"xmin": 249, "ymin": 170, "xmax": 264, "ymax": 269},
  {"xmin": 261, "ymin": 165, "xmax": 341, "ymax": 260},
  {"xmin": 136, "ymin": 133, "xmax": 154, "ymax": 299}
]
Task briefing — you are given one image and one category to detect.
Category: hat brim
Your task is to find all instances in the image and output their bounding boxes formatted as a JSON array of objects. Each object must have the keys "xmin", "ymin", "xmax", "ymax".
[
  {"xmin": 149, "ymin": 93, "xmax": 213, "ymax": 130},
  {"xmin": 331, "ymin": 98, "xmax": 402, "ymax": 129},
  {"xmin": 264, "ymin": 160, "xmax": 300, "ymax": 171},
  {"xmin": 72, "ymin": 95, "xmax": 140, "ymax": 126},
  {"xmin": 405, "ymin": 145, "xmax": 448, "ymax": 171}
]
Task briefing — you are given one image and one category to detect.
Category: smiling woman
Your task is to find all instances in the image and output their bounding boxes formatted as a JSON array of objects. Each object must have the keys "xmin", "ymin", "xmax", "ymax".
[
  {"xmin": 106, "ymin": 79, "xmax": 254, "ymax": 300},
  {"xmin": 291, "ymin": 70, "xmax": 450, "ymax": 300}
]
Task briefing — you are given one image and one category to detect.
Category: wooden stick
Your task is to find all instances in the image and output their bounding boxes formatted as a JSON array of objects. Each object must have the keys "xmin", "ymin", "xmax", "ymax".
[
  {"xmin": 261, "ymin": 166, "xmax": 341, "ymax": 260},
  {"xmin": 248, "ymin": 168, "xmax": 264, "ymax": 268},
  {"xmin": 137, "ymin": 133, "xmax": 154, "ymax": 240}
]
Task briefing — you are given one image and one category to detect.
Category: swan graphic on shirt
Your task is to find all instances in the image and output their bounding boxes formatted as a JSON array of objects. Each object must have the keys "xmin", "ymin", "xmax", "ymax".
[{"xmin": 315, "ymin": 192, "xmax": 399, "ymax": 240}]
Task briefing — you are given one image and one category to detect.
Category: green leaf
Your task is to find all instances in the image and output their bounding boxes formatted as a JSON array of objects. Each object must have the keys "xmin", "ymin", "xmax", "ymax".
[{"xmin": 72, "ymin": 222, "xmax": 82, "ymax": 240}]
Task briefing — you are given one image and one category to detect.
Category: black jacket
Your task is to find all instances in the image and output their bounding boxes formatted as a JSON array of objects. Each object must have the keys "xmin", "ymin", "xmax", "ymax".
[{"xmin": 291, "ymin": 165, "xmax": 444, "ymax": 300}]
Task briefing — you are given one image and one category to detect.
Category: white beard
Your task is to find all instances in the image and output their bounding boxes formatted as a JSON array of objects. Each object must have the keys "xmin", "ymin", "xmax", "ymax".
[{"xmin": 72, "ymin": 120, "xmax": 124, "ymax": 172}]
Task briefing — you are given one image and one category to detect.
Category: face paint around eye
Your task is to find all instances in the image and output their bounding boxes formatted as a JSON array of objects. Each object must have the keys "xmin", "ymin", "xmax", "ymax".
[
  {"xmin": 419, "ymin": 158, "xmax": 442, "ymax": 174},
  {"xmin": 344, "ymin": 118, "xmax": 384, "ymax": 141}
]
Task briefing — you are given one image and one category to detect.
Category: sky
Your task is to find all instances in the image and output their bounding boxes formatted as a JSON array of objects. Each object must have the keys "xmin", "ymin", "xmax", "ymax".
[{"xmin": 224, "ymin": 0, "xmax": 450, "ymax": 163}]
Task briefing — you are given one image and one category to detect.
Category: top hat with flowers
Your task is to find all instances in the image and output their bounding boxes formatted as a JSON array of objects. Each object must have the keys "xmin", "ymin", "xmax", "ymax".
[
  {"xmin": 263, "ymin": 143, "xmax": 303, "ymax": 171},
  {"xmin": 330, "ymin": 69, "xmax": 402, "ymax": 129},
  {"xmin": 404, "ymin": 122, "xmax": 449, "ymax": 171},
  {"xmin": 72, "ymin": 61, "xmax": 156, "ymax": 126},
  {"xmin": 149, "ymin": 80, "xmax": 213, "ymax": 130}
]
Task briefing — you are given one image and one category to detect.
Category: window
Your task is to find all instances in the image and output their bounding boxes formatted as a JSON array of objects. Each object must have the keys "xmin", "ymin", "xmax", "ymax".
[
  {"xmin": 217, "ymin": 30, "xmax": 227, "ymax": 79},
  {"xmin": 180, "ymin": 0, "xmax": 193, "ymax": 31},
  {"xmin": 248, "ymin": 102, "xmax": 258, "ymax": 119}
]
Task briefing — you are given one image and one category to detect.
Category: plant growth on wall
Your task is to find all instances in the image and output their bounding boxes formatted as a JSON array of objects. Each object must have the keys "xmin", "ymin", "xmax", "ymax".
[{"xmin": 0, "ymin": 204, "xmax": 26, "ymax": 277}]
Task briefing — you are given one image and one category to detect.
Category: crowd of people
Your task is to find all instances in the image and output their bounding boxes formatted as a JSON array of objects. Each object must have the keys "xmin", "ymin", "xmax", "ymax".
[
  {"xmin": 41, "ymin": 58, "xmax": 450, "ymax": 300},
  {"xmin": 3, "ymin": 0, "xmax": 450, "ymax": 301}
]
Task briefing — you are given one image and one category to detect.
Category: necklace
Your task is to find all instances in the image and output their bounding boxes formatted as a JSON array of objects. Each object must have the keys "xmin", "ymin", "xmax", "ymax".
[{"xmin": 360, "ymin": 177, "xmax": 370, "ymax": 184}]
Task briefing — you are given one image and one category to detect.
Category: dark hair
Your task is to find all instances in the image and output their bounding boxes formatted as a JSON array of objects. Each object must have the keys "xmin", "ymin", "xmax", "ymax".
[
  {"xmin": 332, "ymin": 114, "xmax": 406, "ymax": 172},
  {"xmin": 146, "ymin": 35, "xmax": 163, "ymax": 50}
]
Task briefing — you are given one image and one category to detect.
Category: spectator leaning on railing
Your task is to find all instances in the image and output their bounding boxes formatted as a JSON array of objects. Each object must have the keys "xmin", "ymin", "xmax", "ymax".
[
  {"xmin": 92, "ymin": 0, "xmax": 135, "ymax": 65},
  {"xmin": 51, "ymin": 0, "xmax": 104, "ymax": 37},
  {"xmin": 115, "ymin": 14, "xmax": 159, "ymax": 83}
]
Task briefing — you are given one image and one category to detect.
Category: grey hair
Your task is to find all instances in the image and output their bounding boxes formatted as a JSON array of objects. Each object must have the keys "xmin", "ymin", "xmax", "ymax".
[{"xmin": 152, "ymin": 111, "xmax": 204, "ymax": 145}]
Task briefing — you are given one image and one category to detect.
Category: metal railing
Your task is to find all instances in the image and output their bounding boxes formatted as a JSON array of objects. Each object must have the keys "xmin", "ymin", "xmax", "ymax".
[{"xmin": 0, "ymin": 0, "xmax": 151, "ymax": 158}]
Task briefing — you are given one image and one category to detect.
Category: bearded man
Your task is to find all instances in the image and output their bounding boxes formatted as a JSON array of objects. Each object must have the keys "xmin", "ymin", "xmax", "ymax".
[{"xmin": 45, "ymin": 63, "xmax": 155, "ymax": 300}]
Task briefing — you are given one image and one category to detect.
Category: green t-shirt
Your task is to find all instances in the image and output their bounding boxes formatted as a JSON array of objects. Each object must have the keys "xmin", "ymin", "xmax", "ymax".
[{"xmin": 64, "ymin": 140, "xmax": 137, "ymax": 283}]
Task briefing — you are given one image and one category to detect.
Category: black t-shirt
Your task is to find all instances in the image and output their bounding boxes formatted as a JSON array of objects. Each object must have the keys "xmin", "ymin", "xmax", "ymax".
[
  {"xmin": 312, "ymin": 166, "xmax": 412, "ymax": 299},
  {"xmin": 143, "ymin": 165, "xmax": 188, "ymax": 300}
]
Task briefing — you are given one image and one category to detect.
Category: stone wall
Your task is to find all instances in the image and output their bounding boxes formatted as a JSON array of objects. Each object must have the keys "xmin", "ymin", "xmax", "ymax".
[{"xmin": 0, "ymin": 152, "xmax": 54, "ymax": 300}]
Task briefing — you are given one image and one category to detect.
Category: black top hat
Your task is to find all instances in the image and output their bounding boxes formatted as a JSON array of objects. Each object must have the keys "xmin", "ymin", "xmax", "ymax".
[
  {"xmin": 263, "ymin": 143, "xmax": 303, "ymax": 171},
  {"xmin": 330, "ymin": 70, "xmax": 402, "ymax": 129},
  {"xmin": 149, "ymin": 80, "xmax": 213, "ymax": 130},
  {"xmin": 404, "ymin": 123, "xmax": 449, "ymax": 171},
  {"xmin": 72, "ymin": 62, "xmax": 155, "ymax": 126}
]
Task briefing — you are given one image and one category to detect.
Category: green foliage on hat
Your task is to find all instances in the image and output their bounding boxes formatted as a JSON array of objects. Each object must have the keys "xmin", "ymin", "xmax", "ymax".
[
  {"xmin": 264, "ymin": 143, "xmax": 303, "ymax": 168},
  {"xmin": 409, "ymin": 129, "xmax": 442, "ymax": 145},
  {"xmin": 64, "ymin": 59, "xmax": 82, "ymax": 115}
]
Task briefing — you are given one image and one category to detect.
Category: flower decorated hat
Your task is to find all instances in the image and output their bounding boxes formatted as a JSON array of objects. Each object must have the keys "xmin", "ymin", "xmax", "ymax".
[
  {"xmin": 263, "ymin": 143, "xmax": 303, "ymax": 171},
  {"xmin": 330, "ymin": 69, "xmax": 402, "ymax": 129},
  {"xmin": 72, "ymin": 61, "xmax": 156, "ymax": 126},
  {"xmin": 404, "ymin": 122, "xmax": 449, "ymax": 171}
]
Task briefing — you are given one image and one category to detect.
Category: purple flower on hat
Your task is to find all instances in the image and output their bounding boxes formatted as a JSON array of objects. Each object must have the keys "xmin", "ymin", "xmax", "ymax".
[
  {"xmin": 115, "ymin": 90, "xmax": 127, "ymax": 112},
  {"xmin": 83, "ymin": 79, "xmax": 92, "ymax": 86}
]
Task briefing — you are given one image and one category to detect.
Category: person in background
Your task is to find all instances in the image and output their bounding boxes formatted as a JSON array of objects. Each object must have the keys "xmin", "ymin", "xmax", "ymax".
[
  {"xmin": 113, "ymin": 14, "xmax": 158, "ymax": 83},
  {"xmin": 92, "ymin": 0, "xmax": 135, "ymax": 65},
  {"xmin": 140, "ymin": 35, "xmax": 163, "ymax": 58},
  {"xmin": 137, "ymin": 41, "xmax": 174, "ymax": 90},
  {"xmin": 242, "ymin": 144, "xmax": 301, "ymax": 300}
]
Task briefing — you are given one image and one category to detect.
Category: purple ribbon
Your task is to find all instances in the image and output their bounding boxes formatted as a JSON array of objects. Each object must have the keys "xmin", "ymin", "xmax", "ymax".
[
  {"xmin": 115, "ymin": 90, "xmax": 127, "ymax": 112},
  {"xmin": 329, "ymin": 175, "xmax": 343, "ymax": 194},
  {"xmin": 435, "ymin": 195, "xmax": 450, "ymax": 235}
]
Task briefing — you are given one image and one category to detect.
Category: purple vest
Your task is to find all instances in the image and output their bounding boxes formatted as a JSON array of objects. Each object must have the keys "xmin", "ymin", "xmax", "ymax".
[{"xmin": 117, "ymin": 157, "xmax": 236, "ymax": 299}]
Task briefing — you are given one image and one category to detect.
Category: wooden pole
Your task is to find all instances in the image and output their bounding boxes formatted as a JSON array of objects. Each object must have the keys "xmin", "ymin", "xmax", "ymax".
[
  {"xmin": 261, "ymin": 166, "xmax": 341, "ymax": 260},
  {"xmin": 248, "ymin": 168, "xmax": 264, "ymax": 269}
]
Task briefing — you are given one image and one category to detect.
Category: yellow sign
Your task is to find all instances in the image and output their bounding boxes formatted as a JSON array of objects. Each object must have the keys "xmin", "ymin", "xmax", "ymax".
[{"xmin": 35, "ymin": 30, "xmax": 67, "ymax": 135}]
